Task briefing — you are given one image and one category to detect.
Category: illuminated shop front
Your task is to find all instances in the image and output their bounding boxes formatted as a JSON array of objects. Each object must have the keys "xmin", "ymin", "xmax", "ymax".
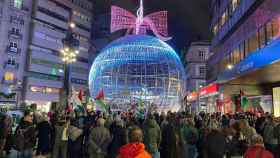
[{"xmin": 208, "ymin": 0, "xmax": 280, "ymax": 115}]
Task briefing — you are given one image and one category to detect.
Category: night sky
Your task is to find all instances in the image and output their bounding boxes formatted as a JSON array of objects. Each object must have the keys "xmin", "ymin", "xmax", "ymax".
[{"xmin": 93, "ymin": 0, "xmax": 211, "ymax": 53}]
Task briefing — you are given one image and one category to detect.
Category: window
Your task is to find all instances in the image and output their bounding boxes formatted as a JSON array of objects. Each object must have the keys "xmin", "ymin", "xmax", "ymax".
[
  {"xmin": 4, "ymin": 72, "xmax": 14, "ymax": 81},
  {"xmin": 198, "ymin": 50, "xmax": 206, "ymax": 60},
  {"xmin": 259, "ymin": 26, "xmax": 266, "ymax": 48},
  {"xmin": 12, "ymin": 27, "xmax": 20, "ymax": 34},
  {"xmin": 14, "ymin": 0, "xmax": 23, "ymax": 9},
  {"xmin": 199, "ymin": 66, "xmax": 206, "ymax": 76},
  {"xmin": 10, "ymin": 15, "xmax": 24, "ymax": 25},
  {"xmin": 248, "ymin": 32, "xmax": 259, "ymax": 54},
  {"xmin": 7, "ymin": 56, "xmax": 16, "ymax": 65},
  {"xmin": 9, "ymin": 42, "xmax": 17, "ymax": 48},
  {"xmin": 232, "ymin": 0, "xmax": 240, "ymax": 12}
]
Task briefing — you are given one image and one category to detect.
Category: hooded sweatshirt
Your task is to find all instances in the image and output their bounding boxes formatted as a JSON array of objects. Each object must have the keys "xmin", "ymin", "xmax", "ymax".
[{"xmin": 117, "ymin": 143, "xmax": 151, "ymax": 158}]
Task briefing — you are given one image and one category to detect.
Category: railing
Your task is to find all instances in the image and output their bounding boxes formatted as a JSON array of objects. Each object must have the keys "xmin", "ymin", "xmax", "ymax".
[{"xmin": 6, "ymin": 46, "xmax": 21, "ymax": 54}]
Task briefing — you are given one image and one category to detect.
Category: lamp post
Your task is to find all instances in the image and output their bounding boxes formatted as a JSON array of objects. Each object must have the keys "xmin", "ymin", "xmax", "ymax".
[{"xmin": 60, "ymin": 22, "xmax": 79, "ymax": 109}]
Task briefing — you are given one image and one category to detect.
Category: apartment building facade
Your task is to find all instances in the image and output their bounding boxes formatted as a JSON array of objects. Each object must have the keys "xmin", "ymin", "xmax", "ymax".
[
  {"xmin": 184, "ymin": 41, "xmax": 211, "ymax": 112},
  {"xmin": 207, "ymin": 0, "xmax": 280, "ymax": 114},
  {"xmin": 0, "ymin": 0, "xmax": 93, "ymax": 111}
]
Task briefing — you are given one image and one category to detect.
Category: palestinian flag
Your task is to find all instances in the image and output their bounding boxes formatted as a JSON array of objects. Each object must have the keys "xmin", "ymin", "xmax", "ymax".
[{"xmin": 95, "ymin": 89, "xmax": 108, "ymax": 112}]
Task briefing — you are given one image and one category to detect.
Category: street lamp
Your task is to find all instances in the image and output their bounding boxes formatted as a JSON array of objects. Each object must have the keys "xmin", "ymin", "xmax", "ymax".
[{"xmin": 60, "ymin": 22, "xmax": 79, "ymax": 109}]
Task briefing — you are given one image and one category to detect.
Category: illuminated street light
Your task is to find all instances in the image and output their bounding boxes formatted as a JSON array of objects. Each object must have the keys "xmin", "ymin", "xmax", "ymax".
[
  {"xmin": 227, "ymin": 64, "xmax": 234, "ymax": 70},
  {"xmin": 60, "ymin": 22, "xmax": 80, "ymax": 108},
  {"xmin": 69, "ymin": 22, "xmax": 76, "ymax": 29}
]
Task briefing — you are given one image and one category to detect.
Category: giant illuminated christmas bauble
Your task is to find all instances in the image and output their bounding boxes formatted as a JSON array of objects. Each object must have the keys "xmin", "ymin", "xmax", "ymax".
[{"xmin": 89, "ymin": 35, "xmax": 186, "ymax": 112}]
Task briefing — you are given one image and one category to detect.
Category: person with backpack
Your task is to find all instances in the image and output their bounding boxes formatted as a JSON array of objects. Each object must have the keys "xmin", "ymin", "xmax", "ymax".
[{"xmin": 15, "ymin": 110, "xmax": 37, "ymax": 158}]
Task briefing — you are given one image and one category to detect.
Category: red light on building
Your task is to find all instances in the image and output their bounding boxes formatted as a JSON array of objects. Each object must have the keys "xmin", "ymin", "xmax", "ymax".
[{"xmin": 199, "ymin": 83, "xmax": 219, "ymax": 96}]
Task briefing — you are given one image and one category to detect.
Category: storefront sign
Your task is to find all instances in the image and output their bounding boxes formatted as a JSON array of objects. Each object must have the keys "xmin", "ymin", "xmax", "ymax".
[{"xmin": 199, "ymin": 84, "xmax": 219, "ymax": 96}]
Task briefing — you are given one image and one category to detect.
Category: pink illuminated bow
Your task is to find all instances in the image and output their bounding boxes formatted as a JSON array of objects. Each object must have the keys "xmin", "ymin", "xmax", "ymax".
[{"xmin": 111, "ymin": 6, "xmax": 172, "ymax": 41}]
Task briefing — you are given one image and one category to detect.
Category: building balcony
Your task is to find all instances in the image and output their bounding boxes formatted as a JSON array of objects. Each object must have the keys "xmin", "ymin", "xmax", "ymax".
[
  {"xmin": 6, "ymin": 46, "xmax": 21, "ymax": 54},
  {"xmin": 8, "ymin": 31, "xmax": 23, "ymax": 39},
  {"xmin": 3, "ymin": 62, "xmax": 19, "ymax": 69}
]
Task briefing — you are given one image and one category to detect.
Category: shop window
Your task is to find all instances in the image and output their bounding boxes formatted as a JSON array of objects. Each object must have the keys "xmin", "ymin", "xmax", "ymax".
[{"xmin": 4, "ymin": 72, "xmax": 14, "ymax": 81}]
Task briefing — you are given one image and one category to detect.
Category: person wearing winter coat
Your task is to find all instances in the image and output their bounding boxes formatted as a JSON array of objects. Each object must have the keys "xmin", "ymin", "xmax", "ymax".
[
  {"xmin": 204, "ymin": 129, "xmax": 227, "ymax": 158},
  {"xmin": 263, "ymin": 116, "xmax": 277, "ymax": 156},
  {"xmin": 16, "ymin": 111, "xmax": 37, "ymax": 158},
  {"xmin": 239, "ymin": 119, "xmax": 257, "ymax": 145},
  {"xmin": 108, "ymin": 119, "xmax": 128, "ymax": 158},
  {"xmin": 52, "ymin": 117, "xmax": 71, "ymax": 158},
  {"xmin": 274, "ymin": 120, "xmax": 280, "ymax": 158},
  {"xmin": 244, "ymin": 134, "xmax": 274, "ymax": 158},
  {"xmin": 117, "ymin": 126, "xmax": 151, "ymax": 158},
  {"xmin": 88, "ymin": 118, "xmax": 112, "ymax": 158},
  {"xmin": 143, "ymin": 115, "xmax": 161, "ymax": 158},
  {"xmin": 0, "ymin": 115, "xmax": 10, "ymax": 157},
  {"xmin": 36, "ymin": 115, "xmax": 52, "ymax": 156},
  {"xmin": 180, "ymin": 118, "xmax": 198, "ymax": 158},
  {"xmin": 160, "ymin": 116, "xmax": 179, "ymax": 158}
]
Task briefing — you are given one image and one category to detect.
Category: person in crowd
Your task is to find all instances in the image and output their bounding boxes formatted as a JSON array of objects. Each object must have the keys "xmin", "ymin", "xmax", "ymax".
[
  {"xmin": 204, "ymin": 129, "xmax": 227, "ymax": 158},
  {"xmin": 180, "ymin": 117, "xmax": 198, "ymax": 158},
  {"xmin": 239, "ymin": 119, "xmax": 257, "ymax": 146},
  {"xmin": 160, "ymin": 115, "xmax": 179, "ymax": 158},
  {"xmin": 108, "ymin": 118, "xmax": 128, "ymax": 158},
  {"xmin": 36, "ymin": 114, "xmax": 52, "ymax": 157},
  {"xmin": 244, "ymin": 134, "xmax": 274, "ymax": 158},
  {"xmin": 88, "ymin": 118, "xmax": 112, "ymax": 158},
  {"xmin": 16, "ymin": 110, "xmax": 37, "ymax": 158},
  {"xmin": 117, "ymin": 126, "xmax": 151, "ymax": 158},
  {"xmin": 143, "ymin": 114, "xmax": 161, "ymax": 158},
  {"xmin": 52, "ymin": 117, "xmax": 71, "ymax": 158},
  {"xmin": 274, "ymin": 117, "xmax": 280, "ymax": 158},
  {"xmin": 0, "ymin": 115, "xmax": 10, "ymax": 157},
  {"xmin": 263, "ymin": 115, "xmax": 277, "ymax": 156}
]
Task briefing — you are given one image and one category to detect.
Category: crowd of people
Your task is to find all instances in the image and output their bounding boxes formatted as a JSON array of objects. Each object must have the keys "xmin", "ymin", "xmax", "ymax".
[{"xmin": 0, "ymin": 109, "xmax": 280, "ymax": 158}]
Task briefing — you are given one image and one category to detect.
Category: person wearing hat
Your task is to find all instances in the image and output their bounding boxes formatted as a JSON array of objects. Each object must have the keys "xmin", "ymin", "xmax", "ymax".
[
  {"xmin": 244, "ymin": 134, "xmax": 274, "ymax": 158},
  {"xmin": 88, "ymin": 118, "xmax": 112, "ymax": 158}
]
